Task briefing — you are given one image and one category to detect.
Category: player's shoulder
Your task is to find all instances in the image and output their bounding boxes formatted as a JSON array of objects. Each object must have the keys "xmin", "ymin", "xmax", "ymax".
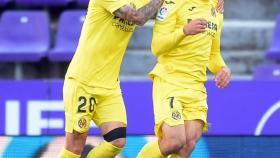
[
  {"xmin": 155, "ymin": 0, "xmax": 182, "ymax": 22},
  {"xmin": 129, "ymin": 0, "xmax": 149, "ymax": 9}
]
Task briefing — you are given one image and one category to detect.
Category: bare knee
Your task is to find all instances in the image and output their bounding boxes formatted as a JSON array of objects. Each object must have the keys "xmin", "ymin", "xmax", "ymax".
[
  {"xmin": 184, "ymin": 134, "xmax": 200, "ymax": 153},
  {"xmin": 110, "ymin": 138, "xmax": 126, "ymax": 148},
  {"xmin": 185, "ymin": 140, "xmax": 196, "ymax": 151},
  {"xmin": 184, "ymin": 120, "xmax": 203, "ymax": 153},
  {"xmin": 160, "ymin": 124, "xmax": 186, "ymax": 155},
  {"xmin": 169, "ymin": 138, "xmax": 186, "ymax": 152},
  {"xmin": 65, "ymin": 131, "xmax": 87, "ymax": 154},
  {"xmin": 162, "ymin": 137, "xmax": 186, "ymax": 154},
  {"xmin": 102, "ymin": 126, "xmax": 127, "ymax": 148},
  {"xmin": 65, "ymin": 145, "xmax": 84, "ymax": 154}
]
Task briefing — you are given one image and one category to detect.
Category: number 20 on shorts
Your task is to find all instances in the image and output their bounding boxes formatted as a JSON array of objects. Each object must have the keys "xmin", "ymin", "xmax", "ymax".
[{"xmin": 77, "ymin": 96, "xmax": 97, "ymax": 113}]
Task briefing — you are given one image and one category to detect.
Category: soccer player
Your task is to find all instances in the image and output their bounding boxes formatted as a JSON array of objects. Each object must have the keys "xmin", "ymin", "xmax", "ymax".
[
  {"xmin": 58, "ymin": 0, "xmax": 164, "ymax": 157},
  {"xmin": 137, "ymin": 0, "xmax": 230, "ymax": 157}
]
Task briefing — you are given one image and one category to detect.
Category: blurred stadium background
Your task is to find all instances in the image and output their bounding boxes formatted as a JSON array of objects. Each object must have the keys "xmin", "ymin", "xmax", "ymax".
[{"xmin": 0, "ymin": 0, "xmax": 280, "ymax": 157}]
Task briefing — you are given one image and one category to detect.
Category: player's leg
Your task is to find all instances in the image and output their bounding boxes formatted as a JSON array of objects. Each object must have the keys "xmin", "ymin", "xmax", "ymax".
[
  {"xmin": 183, "ymin": 120, "xmax": 204, "ymax": 157},
  {"xmin": 137, "ymin": 77, "xmax": 186, "ymax": 157},
  {"xmin": 86, "ymin": 121, "xmax": 126, "ymax": 158},
  {"xmin": 86, "ymin": 91, "xmax": 127, "ymax": 158},
  {"xmin": 59, "ymin": 131, "xmax": 88, "ymax": 158},
  {"xmin": 59, "ymin": 79, "xmax": 93, "ymax": 158},
  {"xmin": 160, "ymin": 123, "xmax": 186, "ymax": 155},
  {"xmin": 169, "ymin": 120, "xmax": 203, "ymax": 158},
  {"xmin": 176, "ymin": 89, "xmax": 208, "ymax": 158},
  {"xmin": 138, "ymin": 123, "xmax": 186, "ymax": 158}
]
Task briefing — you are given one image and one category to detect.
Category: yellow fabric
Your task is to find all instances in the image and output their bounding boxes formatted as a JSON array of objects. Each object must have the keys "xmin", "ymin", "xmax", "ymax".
[
  {"xmin": 153, "ymin": 77, "xmax": 208, "ymax": 138},
  {"xmin": 137, "ymin": 141, "xmax": 165, "ymax": 158},
  {"xmin": 87, "ymin": 141, "xmax": 122, "ymax": 158},
  {"xmin": 208, "ymin": 12, "xmax": 226, "ymax": 74},
  {"xmin": 150, "ymin": 0, "xmax": 226, "ymax": 92},
  {"xmin": 63, "ymin": 78, "xmax": 127, "ymax": 133},
  {"xmin": 170, "ymin": 154, "xmax": 182, "ymax": 158},
  {"xmin": 58, "ymin": 148, "xmax": 80, "ymax": 158},
  {"xmin": 66, "ymin": 0, "xmax": 150, "ymax": 89}
]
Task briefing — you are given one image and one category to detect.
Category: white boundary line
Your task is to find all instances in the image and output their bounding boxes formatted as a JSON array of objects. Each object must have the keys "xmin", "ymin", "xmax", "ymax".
[{"xmin": 255, "ymin": 101, "xmax": 280, "ymax": 136}]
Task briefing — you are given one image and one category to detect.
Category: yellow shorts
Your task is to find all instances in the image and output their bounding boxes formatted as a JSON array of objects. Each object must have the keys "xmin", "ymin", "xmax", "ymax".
[
  {"xmin": 63, "ymin": 78, "xmax": 127, "ymax": 133},
  {"xmin": 153, "ymin": 77, "xmax": 208, "ymax": 138}
]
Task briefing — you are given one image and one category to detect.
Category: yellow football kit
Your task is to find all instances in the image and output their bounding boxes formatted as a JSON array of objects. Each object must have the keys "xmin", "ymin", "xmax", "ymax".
[
  {"xmin": 150, "ymin": 0, "xmax": 226, "ymax": 136},
  {"xmin": 64, "ymin": 0, "xmax": 149, "ymax": 133}
]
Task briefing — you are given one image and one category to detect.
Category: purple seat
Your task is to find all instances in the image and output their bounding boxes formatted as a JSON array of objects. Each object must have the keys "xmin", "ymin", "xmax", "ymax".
[
  {"xmin": 77, "ymin": 0, "xmax": 89, "ymax": 6},
  {"xmin": 0, "ymin": 0, "xmax": 11, "ymax": 6},
  {"xmin": 16, "ymin": 0, "xmax": 73, "ymax": 6},
  {"xmin": 253, "ymin": 64, "xmax": 280, "ymax": 80},
  {"xmin": 266, "ymin": 14, "xmax": 280, "ymax": 60},
  {"xmin": 48, "ymin": 10, "xmax": 86, "ymax": 61},
  {"xmin": 0, "ymin": 11, "xmax": 50, "ymax": 62}
]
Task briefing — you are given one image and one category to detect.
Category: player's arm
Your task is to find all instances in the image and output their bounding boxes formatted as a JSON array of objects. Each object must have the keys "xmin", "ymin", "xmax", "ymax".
[
  {"xmin": 209, "ymin": 38, "xmax": 231, "ymax": 89},
  {"xmin": 152, "ymin": 19, "xmax": 208, "ymax": 56},
  {"xmin": 208, "ymin": 15, "xmax": 231, "ymax": 89},
  {"xmin": 208, "ymin": 35, "xmax": 226, "ymax": 74},
  {"xmin": 113, "ymin": 0, "xmax": 163, "ymax": 26}
]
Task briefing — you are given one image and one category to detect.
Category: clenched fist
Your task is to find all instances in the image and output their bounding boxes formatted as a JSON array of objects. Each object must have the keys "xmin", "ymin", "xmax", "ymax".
[
  {"xmin": 183, "ymin": 18, "xmax": 207, "ymax": 36},
  {"xmin": 214, "ymin": 66, "xmax": 231, "ymax": 89}
]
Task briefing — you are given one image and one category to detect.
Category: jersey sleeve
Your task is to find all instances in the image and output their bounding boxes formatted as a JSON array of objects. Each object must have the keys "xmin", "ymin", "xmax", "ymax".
[
  {"xmin": 95, "ymin": 0, "xmax": 130, "ymax": 14},
  {"xmin": 208, "ymin": 13, "xmax": 226, "ymax": 74},
  {"xmin": 151, "ymin": 10, "xmax": 185, "ymax": 56},
  {"xmin": 132, "ymin": 0, "xmax": 150, "ymax": 9}
]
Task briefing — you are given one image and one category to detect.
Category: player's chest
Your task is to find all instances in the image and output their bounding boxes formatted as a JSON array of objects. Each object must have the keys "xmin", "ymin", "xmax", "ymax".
[{"xmin": 179, "ymin": 2, "xmax": 219, "ymax": 37}]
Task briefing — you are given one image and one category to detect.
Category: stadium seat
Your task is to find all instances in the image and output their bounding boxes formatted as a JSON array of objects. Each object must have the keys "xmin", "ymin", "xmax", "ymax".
[
  {"xmin": 253, "ymin": 64, "xmax": 280, "ymax": 80},
  {"xmin": 0, "ymin": 0, "xmax": 11, "ymax": 6},
  {"xmin": 266, "ymin": 14, "xmax": 280, "ymax": 60},
  {"xmin": 16, "ymin": 0, "xmax": 73, "ymax": 6},
  {"xmin": 48, "ymin": 10, "xmax": 86, "ymax": 61},
  {"xmin": 0, "ymin": 11, "xmax": 50, "ymax": 62},
  {"xmin": 77, "ymin": 0, "xmax": 89, "ymax": 6}
]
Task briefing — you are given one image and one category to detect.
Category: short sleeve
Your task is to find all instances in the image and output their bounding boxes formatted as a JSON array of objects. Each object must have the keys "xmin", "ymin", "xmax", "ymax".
[
  {"xmin": 134, "ymin": 0, "xmax": 150, "ymax": 8},
  {"xmin": 95, "ymin": 0, "xmax": 130, "ymax": 14}
]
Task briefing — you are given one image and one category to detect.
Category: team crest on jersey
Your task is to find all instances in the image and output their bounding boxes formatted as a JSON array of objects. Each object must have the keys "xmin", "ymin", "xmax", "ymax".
[
  {"xmin": 78, "ymin": 117, "xmax": 87, "ymax": 129},
  {"xmin": 171, "ymin": 110, "xmax": 181, "ymax": 120},
  {"xmin": 156, "ymin": 6, "xmax": 169, "ymax": 21}
]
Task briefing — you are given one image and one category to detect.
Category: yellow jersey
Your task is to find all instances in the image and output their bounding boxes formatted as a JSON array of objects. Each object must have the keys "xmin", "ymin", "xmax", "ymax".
[
  {"xmin": 150, "ymin": 0, "xmax": 226, "ymax": 92},
  {"xmin": 66, "ymin": 0, "xmax": 149, "ymax": 89}
]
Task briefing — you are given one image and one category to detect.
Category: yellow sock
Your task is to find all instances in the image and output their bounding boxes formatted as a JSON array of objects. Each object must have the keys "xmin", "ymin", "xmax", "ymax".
[
  {"xmin": 86, "ymin": 141, "xmax": 122, "ymax": 158},
  {"xmin": 137, "ymin": 141, "xmax": 165, "ymax": 158},
  {"xmin": 170, "ymin": 154, "xmax": 182, "ymax": 158},
  {"xmin": 58, "ymin": 148, "xmax": 80, "ymax": 158}
]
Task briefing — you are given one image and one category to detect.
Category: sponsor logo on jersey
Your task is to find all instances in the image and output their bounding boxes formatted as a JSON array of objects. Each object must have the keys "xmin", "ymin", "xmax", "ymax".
[
  {"xmin": 111, "ymin": 2, "xmax": 136, "ymax": 32},
  {"xmin": 187, "ymin": 18, "xmax": 218, "ymax": 37},
  {"xmin": 188, "ymin": 19, "xmax": 218, "ymax": 32},
  {"xmin": 156, "ymin": 6, "xmax": 169, "ymax": 21},
  {"xmin": 112, "ymin": 16, "xmax": 135, "ymax": 32}
]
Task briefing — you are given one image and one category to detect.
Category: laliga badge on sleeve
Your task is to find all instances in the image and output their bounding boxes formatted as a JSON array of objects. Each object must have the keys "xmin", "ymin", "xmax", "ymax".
[{"xmin": 156, "ymin": 6, "xmax": 169, "ymax": 21}]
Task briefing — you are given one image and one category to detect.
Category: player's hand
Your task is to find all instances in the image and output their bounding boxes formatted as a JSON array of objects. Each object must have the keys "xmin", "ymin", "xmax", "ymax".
[
  {"xmin": 214, "ymin": 66, "xmax": 231, "ymax": 89},
  {"xmin": 216, "ymin": 0, "xmax": 224, "ymax": 13},
  {"xmin": 183, "ymin": 18, "xmax": 207, "ymax": 36}
]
